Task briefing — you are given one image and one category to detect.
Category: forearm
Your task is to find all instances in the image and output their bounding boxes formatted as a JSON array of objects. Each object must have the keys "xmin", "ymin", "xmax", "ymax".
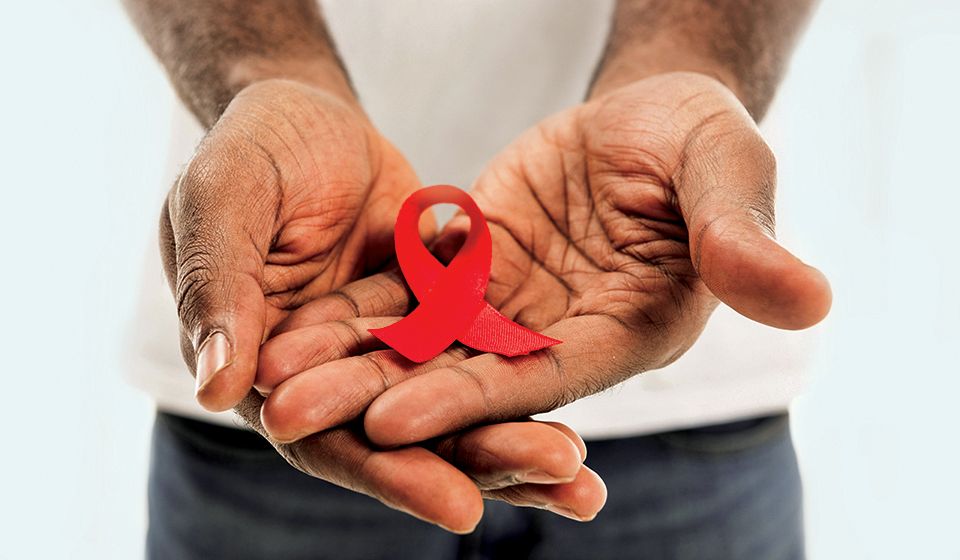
[
  {"xmin": 590, "ymin": 0, "xmax": 817, "ymax": 119},
  {"xmin": 124, "ymin": 0, "xmax": 354, "ymax": 127}
]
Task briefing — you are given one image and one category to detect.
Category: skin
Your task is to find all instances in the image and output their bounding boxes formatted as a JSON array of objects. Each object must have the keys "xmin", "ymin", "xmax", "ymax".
[
  {"xmin": 126, "ymin": 0, "xmax": 605, "ymax": 533},
  {"xmin": 126, "ymin": 0, "xmax": 826, "ymax": 533},
  {"xmin": 254, "ymin": 0, "xmax": 830, "ymax": 508},
  {"xmin": 258, "ymin": 71, "xmax": 832, "ymax": 451}
]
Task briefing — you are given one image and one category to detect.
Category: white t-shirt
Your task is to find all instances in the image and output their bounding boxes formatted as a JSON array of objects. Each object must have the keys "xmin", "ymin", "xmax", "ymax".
[{"xmin": 125, "ymin": 0, "xmax": 816, "ymax": 439}]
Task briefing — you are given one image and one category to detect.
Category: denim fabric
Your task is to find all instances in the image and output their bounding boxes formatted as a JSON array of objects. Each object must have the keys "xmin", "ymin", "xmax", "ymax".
[{"xmin": 147, "ymin": 412, "xmax": 803, "ymax": 560}]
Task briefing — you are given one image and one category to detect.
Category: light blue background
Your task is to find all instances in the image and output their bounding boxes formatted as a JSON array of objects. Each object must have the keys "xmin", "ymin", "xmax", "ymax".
[{"xmin": 0, "ymin": 1, "xmax": 957, "ymax": 558}]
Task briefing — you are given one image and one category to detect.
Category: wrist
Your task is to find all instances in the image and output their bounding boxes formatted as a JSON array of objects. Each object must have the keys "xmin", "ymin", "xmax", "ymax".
[
  {"xmin": 182, "ymin": 49, "xmax": 360, "ymax": 127},
  {"xmin": 587, "ymin": 0, "xmax": 817, "ymax": 120},
  {"xmin": 228, "ymin": 56, "xmax": 359, "ymax": 111},
  {"xmin": 589, "ymin": 50, "xmax": 744, "ymax": 107}
]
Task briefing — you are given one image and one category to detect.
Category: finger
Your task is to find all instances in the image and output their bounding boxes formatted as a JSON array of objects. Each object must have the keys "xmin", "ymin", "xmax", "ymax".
[
  {"xmin": 261, "ymin": 345, "xmax": 473, "ymax": 443},
  {"xmin": 364, "ymin": 315, "xmax": 635, "ymax": 447},
  {"xmin": 541, "ymin": 421, "xmax": 587, "ymax": 461},
  {"xmin": 289, "ymin": 427, "xmax": 483, "ymax": 534},
  {"xmin": 433, "ymin": 421, "xmax": 585, "ymax": 490},
  {"xmin": 255, "ymin": 317, "xmax": 397, "ymax": 394},
  {"xmin": 674, "ymin": 114, "xmax": 831, "ymax": 330},
  {"xmin": 271, "ymin": 269, "xmax": 412, "ymax": 336},
  {"xmin": 483, "ymin": 465, "xmax": 607, "ymax": 522},
  {"xmin": 163, "ymin": 143, "xmax": 279, "ymax": 412}
]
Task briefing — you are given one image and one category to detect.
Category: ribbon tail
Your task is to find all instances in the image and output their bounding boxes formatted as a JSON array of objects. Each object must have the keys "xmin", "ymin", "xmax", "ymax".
[{"xmin": 458, "ymin": 304, "xmax": 562, "ymax": 357}]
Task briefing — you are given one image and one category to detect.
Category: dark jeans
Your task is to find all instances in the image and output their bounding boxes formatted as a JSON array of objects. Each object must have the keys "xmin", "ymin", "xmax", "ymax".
[{"xmin": 147, "ymin": 412, "xmax": 804, "ymax": 560}]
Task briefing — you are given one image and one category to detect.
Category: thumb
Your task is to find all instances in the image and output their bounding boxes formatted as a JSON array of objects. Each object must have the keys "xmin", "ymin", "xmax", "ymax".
[
  {"xmin": 161, "ymin": 154, "xmax": 276, "ymax": 412},
  {"xmin": 675, "ymin": 121, "xmax": 832, "ymax": 330}
]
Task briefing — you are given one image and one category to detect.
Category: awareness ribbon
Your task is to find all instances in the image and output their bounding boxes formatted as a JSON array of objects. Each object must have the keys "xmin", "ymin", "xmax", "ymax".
[{"xmin": 369, "ymin": 185, "xmax": 561, "ymax": 363}]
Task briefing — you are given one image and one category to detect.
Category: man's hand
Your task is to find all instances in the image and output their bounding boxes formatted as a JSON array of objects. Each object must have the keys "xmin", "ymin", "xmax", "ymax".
[
  {"xmin": 159, "ymin": 77, "xmax": 606, "ymax": 531},
  {"xmin": 161, "ymin": 78, "xmax": 421, "ymax": 411},
  {"xmin": 254, "ymin": 72, "xmax": 832, "ymax": 449}
]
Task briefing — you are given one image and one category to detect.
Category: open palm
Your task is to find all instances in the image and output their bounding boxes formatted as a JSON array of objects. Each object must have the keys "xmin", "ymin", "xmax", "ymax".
[{"xmin": 255, "ymin": 72, "xmax": 831, "ymax": 450}]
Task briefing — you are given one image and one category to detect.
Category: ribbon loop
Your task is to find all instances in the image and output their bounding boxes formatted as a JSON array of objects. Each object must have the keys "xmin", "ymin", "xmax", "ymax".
[{"xmin": 369, "ymin": 185, "xmax": 561, "ymax": 363}]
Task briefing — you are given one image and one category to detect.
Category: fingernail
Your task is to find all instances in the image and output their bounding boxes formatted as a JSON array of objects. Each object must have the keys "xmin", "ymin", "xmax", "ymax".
[
  {"xmin": 545, "ymin": 504, "xmax": 592, "ymax": 522},
  {"xmin": 438, "ymin": 521, "xmax": 479, "ymax": 535},
  {"xmin": 195, "ymin": 331, "xmax": 231, "ymax": 394},
  {"xmin": 520, "ymin": 470, "xmax": 570, "ymax": 484}
]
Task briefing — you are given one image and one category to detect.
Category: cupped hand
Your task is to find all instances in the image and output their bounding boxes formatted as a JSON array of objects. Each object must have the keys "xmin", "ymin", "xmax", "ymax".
[
  {"xmin": 160, "ymin": 78, "xmax": 604, "ymax": 532},
  {"xmin": 161, "ymin": 78, "xmax": 420, "ymax": 412},
  {"xmin": 255, "ymin": 72, "xmax": 832, "ymax": 451}
]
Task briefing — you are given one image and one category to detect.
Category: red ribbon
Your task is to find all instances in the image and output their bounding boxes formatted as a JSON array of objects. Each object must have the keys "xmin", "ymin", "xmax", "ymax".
[{"xmin": 369, "ymin": 185, "xmax": 561, "ymax": 363}]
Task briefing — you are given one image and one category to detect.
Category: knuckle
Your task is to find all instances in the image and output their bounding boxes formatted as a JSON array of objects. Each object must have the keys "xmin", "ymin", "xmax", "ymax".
[
  {"xmin": 158, "ymin": 196, "xmax": 178, "ymax": 287},
  {"xmin": 276, "ymin": 433, "xmax": 338, "ymax": 482},
  {"xmin": 540, "ymin": 348, "xmax": 578, "ymax": 412},
  {"xmin": 174, "ymin": 243, "xmax": 221, "ymax": 331},
  {"xmin": 277, "ymin": 441, "xmax": 312, "ymax": 476},
  {"xmin": 177, "ymin": 152, "xmax": 227, "ymax": 213},
  {"xmin": 328, "ymin": 291, "xmax": 362, "ymax": 318},
  {"xmin": 317, "ymin": 321, "xmax": 363, "ymax": 362},
  {"xmin": 746, "ymin": 195, "xmax": 777, "ymax": 237},
  {"xmin": 758, "ymin": 141, "xmax": 777, "ymax": 176},
  {"xmin": 361, "ymin": 271, "xmax": 410, "ymax": 316},
  {"xmin": 357, "ymin": 352, "xmax": 392, "ymax": 396},
  {"xmin": 738, "ymin": 135, "xmax": 778, "ymax": 235},
  {"xmin": 176, "ymin": 130, "xmax": 280, "ymax": 225},
  {"xmin": 449, "ymin": 364, "xmax": 495, "ymax": 415}
]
